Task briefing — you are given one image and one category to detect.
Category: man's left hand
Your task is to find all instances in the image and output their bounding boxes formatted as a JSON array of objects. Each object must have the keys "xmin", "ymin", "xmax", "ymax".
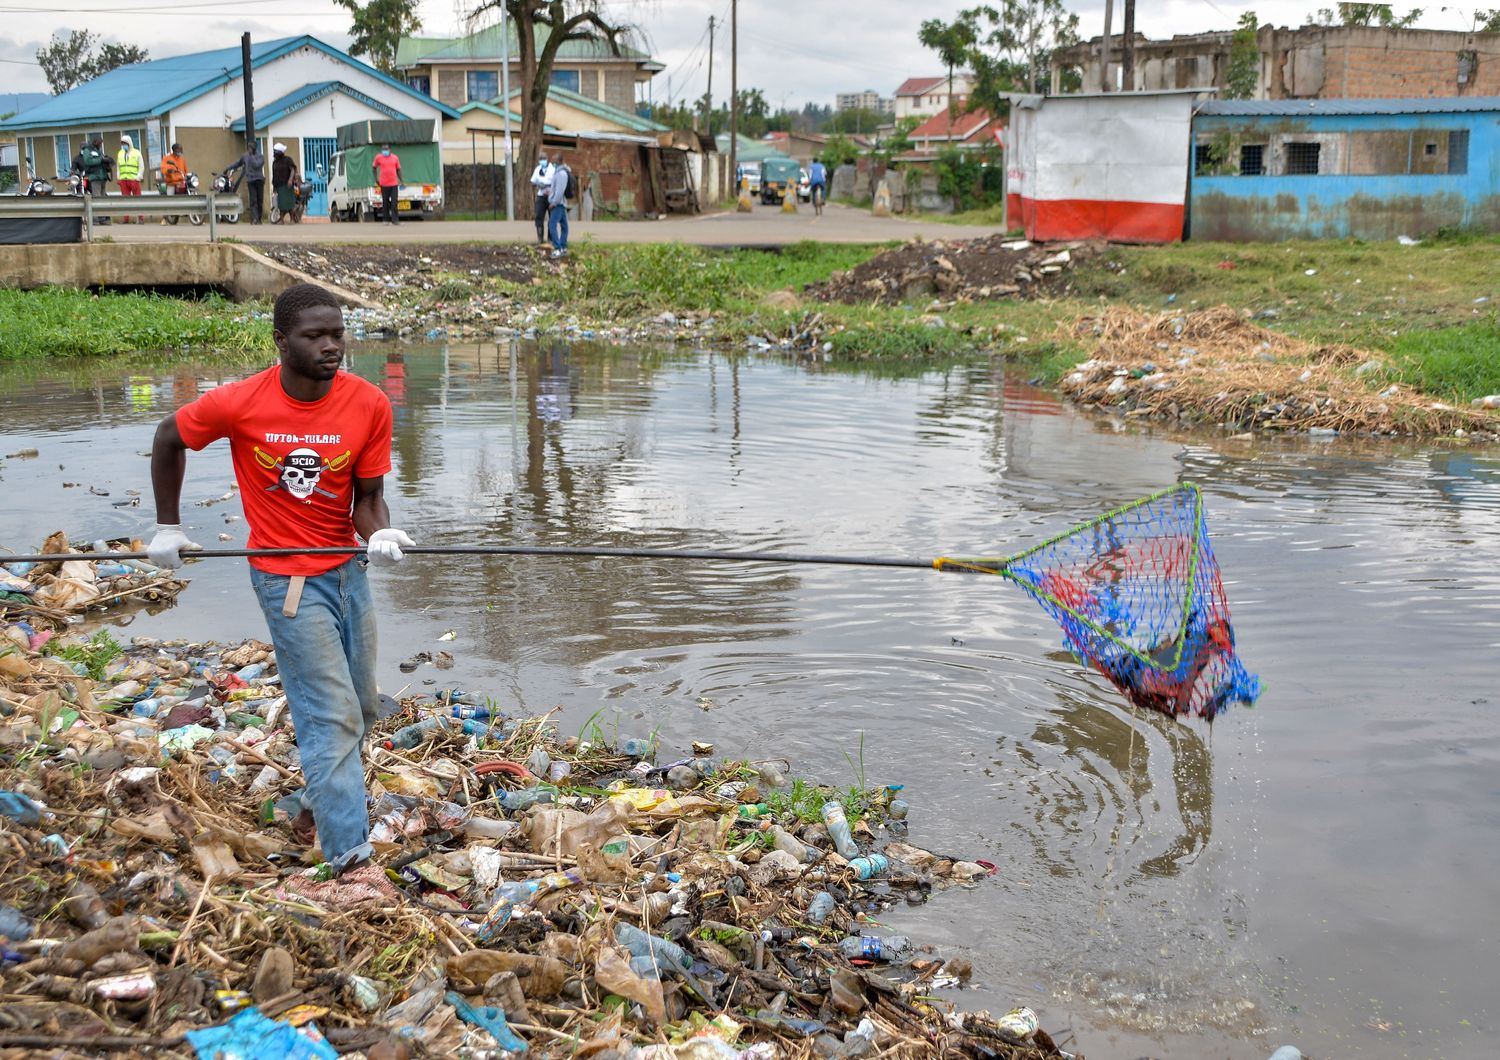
[{"xmin": 366, "ymin": 528, "xmax": 414, "ymax": 566}]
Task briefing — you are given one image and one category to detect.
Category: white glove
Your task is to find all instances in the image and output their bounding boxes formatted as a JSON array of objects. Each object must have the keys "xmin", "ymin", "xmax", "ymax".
[
  {"xmin": 147, "ymin": 524, "xmax": 201, "ymax": 569},
  {"xmin": 366, "ymin": 528, "xmax": 414, "ymax": 567}
]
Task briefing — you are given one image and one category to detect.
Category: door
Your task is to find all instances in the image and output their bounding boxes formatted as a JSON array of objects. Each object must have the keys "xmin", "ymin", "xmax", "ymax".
[{"xmin": 302, "ymin": 137, "xmax": 337, "ymax": 216}]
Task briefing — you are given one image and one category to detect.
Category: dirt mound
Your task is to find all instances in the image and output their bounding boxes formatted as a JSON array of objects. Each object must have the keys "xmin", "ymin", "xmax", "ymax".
[
  {"xmin": 1060, "ymin": 306, "xmax": 1500, "ymax": 438},
  {"xmin": 813, "ymin": 236, "xmax": 1106, "ymax": 306},
  {"xmin": 255, "ymin": 243, "xmax": 536, "ymax": 301}
]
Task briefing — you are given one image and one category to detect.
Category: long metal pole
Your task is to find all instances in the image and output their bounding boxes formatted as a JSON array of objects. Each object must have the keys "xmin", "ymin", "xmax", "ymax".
[
  {"xmin": 729, "ymin": 0, "xmax": 737, "ymax": 197},
  {"xmin": 0, "ymin": 544, "xmax": 978, "ymax": 572},
  {"xmin": 500, "ymin": 4, "xmax": 514, "ymax": 221}
]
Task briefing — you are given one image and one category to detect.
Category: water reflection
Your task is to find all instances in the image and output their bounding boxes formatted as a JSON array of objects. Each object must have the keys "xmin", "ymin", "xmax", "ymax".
[{"xmin": 2, "ymin": 342, "xmax": 1499, "ymax": 1058}]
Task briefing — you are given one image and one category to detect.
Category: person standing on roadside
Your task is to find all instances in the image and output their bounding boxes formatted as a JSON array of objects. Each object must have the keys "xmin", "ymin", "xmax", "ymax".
[
  {"xmin": 116, "ymin": 134, "xmax": 145, "ymax": 223},
  {"xmin": 271, "ymin": 143, "xmax": 300, "ymax": 222},
  {"xmin": 547, "ymin": 151, "xmax": 571, "ymax": 258},
  {"xmin": 529, "ymin": 153, "xmax": 552, "ymax": 246},
  {"xmin": 73, "ymin": 137, "xmax": 111, "ymax": 222},
  {"xmin": 224, "ymin": 142, "xmax": 267, "ymax": 224},
  {"xmin": 147, "ymin": 282, "xmax": 414, "ymax": 881},
  {"xmin": 372, "ymin": 143, "xmax": 401, "ymax": 225},
  {"xmin": 160, "ymin": 142, "xmax": 188, "ymax": 193}
]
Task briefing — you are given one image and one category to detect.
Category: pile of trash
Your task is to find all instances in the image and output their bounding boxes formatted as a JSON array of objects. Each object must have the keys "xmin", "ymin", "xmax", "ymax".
[
  {"xmin": 812, "ymin": 238, "xmax": 1103, "ymax": 307},
  {"xmin": 1060, "ymin": 307, "xmax": 1500, "ymax": 439},
  {"xmin": 1, "ymin": 630, "xmax": 1082, "ymax": 1059},
  {"xmin": 1, "ymin": 533, "xmax": 187, "ymax": 641}
]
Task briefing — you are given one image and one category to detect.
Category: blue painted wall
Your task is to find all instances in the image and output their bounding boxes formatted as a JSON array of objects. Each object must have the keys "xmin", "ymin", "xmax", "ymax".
[{"xmin": 1189, "ymin": 111, "xmax": 1500, "ymax": 241}]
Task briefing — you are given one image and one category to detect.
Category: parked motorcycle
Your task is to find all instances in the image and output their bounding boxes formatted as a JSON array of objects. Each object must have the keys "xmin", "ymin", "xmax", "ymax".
[
  {"xmin": 157, "ymin": 172, "xmax": 204, "ymax": 226},
  {"xmin": 209, "ymin": 171, "xmax": 241, "ymax": 224},
  {"xmin": 23, "ymin": 158, "xmax": 53, "ymax": 197}
]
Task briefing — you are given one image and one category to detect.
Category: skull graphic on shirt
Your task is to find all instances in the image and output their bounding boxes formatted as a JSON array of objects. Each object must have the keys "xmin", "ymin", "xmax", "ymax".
[{"xmin": 280, "ymin": 447, "xmax": 324, "ymax": 499}]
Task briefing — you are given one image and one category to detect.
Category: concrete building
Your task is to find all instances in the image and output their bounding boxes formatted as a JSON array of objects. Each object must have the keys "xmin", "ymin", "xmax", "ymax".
[
  {"xmin": 1051, "ymin": 25, "xmax": 1500, "ymax": 99},
  {"xmin": 1190, "ymin": 96, "xmax": 1500, "ymax": 240},
  {"xmin": 396, "ymin": 24, "xmax": 662, "ymax": 115},
  {"xmin": 894, "ymin": 108, "xmax": 1004, "ymax": 164},
  {"xmin": 0, "ymin": 36, "xmax": 456, "ymax": 218},
  {"xmin": 836, "ymin": 90, "xmax": 893, "ymax": 114},
  {"xmin": 893, "ymin": 75, "xmax": 973, "ymax": 119},
  {"xmin": 760, "ymin": 130, "xmax": 828, "ymax": 167},
  {"xmin": 439, "ymin": 84, "xmax": 663, "ymax": 165}
]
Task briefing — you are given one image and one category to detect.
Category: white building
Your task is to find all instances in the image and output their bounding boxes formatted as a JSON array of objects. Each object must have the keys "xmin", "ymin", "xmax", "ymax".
[{"xmin": 893, "ymin": 75, "xmax": 974, "ymax": 120}]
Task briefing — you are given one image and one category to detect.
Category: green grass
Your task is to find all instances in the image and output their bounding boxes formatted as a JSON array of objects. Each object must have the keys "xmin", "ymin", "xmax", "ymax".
[
  {"xmin": 44, "ymin": 630, "xmax": 123, "ymax": 681},
  {"xmin": 0, "ymin": 287, "xmax": 269, "ymax": 358},
  {"xmin": 1386, "ymin": 318, "xmax": 1500, "ymax": 403}
]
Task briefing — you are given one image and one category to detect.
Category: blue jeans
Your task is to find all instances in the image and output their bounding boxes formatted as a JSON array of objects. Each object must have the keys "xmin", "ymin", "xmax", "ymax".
[
  {"xmin": 548, "ymin": 203, "xmax": 569, "ymax": 251},
  {"xmin": 250, "ymin": 558, "xmax": 378, "ymax": 869}
]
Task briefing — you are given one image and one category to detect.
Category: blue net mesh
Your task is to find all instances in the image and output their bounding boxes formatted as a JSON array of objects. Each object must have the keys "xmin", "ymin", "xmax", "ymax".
[{"xmin": 948, "ymin": 484, "xmax": 1260, "ymax": 720}]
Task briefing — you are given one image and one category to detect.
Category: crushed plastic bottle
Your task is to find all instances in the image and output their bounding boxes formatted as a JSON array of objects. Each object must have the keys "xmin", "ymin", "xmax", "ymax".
[
  {"xmin": 495, "ymin": 786, "xmax": 554, "ymax": 812},
  {"xmin": 476, "ymin": 869, "xmax": 584, "ymax": 942},
  {"xmin": 619, "ymin": 736, "xmax": 657, "ymax": 758},
  {"xmin": 0, "ymin": 904, "xmax": 34, "ymax": 942},
  {"xmin": 614, "ymin": 921, "xmax": 693, "ymax": 975},
  {"xmin": 822, "ymin": 800, "xmax": 858, "ymax": 859},
  {"xmin": 806, "ymin": 891, "xmax": 836, "ymax": 926},
  {"xmin": 837, "ymin": 934, "xmax": 912, "ymax": 962}
]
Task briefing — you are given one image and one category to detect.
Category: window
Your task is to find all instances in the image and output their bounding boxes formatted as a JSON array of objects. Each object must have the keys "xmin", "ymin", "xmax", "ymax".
[
  {"xmin": 408, "ymin": 75, "xmax": 431, "ymax": 96},
  {"xmin": 1423, "ymin": 141, "xmax": 1437, "ymax": 156},
  {"xmin": 466, "ymin": 70, "xmax": 499, "ymax": 102},
  {"xmin": 1194, "ymin": 144, "xmax": 1215, "ymax": 176},
  {"xmin": 550, "ymin": 69, "xmax": 580, "ymax": 93},
  {"xmin": 1285, "ymin": 141, "xmax": 1320, "ymax": 175},
  {"xmin": 1448, "ymin": 129, "xmax": 1469, "ymax": 175},
  {"xmin": 1239, "ymin": 144, "xmax": 1265, "ymax": 176},
  {"xmin": 53, "ymin": 134, "xmax": 71, "ymax": 178}
]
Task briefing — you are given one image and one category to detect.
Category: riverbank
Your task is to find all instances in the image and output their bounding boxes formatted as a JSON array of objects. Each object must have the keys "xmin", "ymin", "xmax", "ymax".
[{"xmin": 4, "ymin": 233, "xmax": 1498, "ymax": 437}]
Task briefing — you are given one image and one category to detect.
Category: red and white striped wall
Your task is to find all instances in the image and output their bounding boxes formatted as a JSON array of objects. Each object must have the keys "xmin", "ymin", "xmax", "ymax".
[{"xmin": 1006, "ymin": 92, "xmax": 1195, "ymax": 244}]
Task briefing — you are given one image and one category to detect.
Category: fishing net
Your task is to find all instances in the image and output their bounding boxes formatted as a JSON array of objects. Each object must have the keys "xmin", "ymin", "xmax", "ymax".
[{"xmin": 940, "ymin": 484, "xmax": 1260, "ymax": 720}]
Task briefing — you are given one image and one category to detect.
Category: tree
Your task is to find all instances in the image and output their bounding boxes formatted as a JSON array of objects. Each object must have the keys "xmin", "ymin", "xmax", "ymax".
[
  {"xmin": 827, "ymin": 107, "xmax": 885, "ymax": 134},
  {"xmin": 919, "ymin": 17, "xmax": 977, "ymax": 117},
  {"xmin": 820, "ymin": 133, "xmax": 860, "ymax": 167},
  {"xmin": 336, "ymin": 0, "xmax": 423, "ymax": 74},
  {"xmin": 1480, "ymin": 10, "xmax": 1500, "ymax": 32},
  {"xmin": 1311, "ymin": 3, "xmax": 1423, "ymax": 26},
  {"xmin": 466, "ymin": 1, "xmax": 639, "ymax": 203},
  {"xmin": 1224, "ymin": 12, "xmax": 1260, "ymax": 100},
  {"xmin": 917, "ymin": 3, "xmax": 1080, "ymax": 116},
  {"xmin": 36, "ymin": 30, "xmax": 149, "ymax": 94}
]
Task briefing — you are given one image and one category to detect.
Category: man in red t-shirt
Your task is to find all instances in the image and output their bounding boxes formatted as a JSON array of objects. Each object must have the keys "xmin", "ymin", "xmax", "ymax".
[
  {"xmin": 147, "ymin": 283, "xmax": 414, "ymax": 875},
  {"xmin": 372, "ymin": 144, "xmax": 402, "ymax": 225}
]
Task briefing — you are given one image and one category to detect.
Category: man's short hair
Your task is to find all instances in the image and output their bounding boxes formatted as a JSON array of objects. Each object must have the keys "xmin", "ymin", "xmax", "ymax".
[
  {"xmin": 171, "ymin": 143, "xmax": 182, "ymax": 151},
  {"xmin": 273, "ymin": 284, "xmax": 343, "ymax": 335}
]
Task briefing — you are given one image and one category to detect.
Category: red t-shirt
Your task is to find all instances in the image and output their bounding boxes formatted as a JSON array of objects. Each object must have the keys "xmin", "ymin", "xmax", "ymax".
[
  {"xmin": 175, "ymin": 365, "xmax": 393, "ymax": 576},
  {"xmin": 372, "ymin": 152, "xmax": 401, "ymax": 187}
]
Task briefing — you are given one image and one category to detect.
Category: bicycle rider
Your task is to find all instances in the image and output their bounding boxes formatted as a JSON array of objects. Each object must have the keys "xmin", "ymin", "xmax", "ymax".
[{"xmin": 808, "ymin": 157, "xmax": 827, "ymax": 214}]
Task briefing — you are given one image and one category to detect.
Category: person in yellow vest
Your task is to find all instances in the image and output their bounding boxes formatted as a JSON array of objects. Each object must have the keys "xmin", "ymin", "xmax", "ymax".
[{"xmin": 116, "ymin": 134, "xmax": 145, "ymax": 224}]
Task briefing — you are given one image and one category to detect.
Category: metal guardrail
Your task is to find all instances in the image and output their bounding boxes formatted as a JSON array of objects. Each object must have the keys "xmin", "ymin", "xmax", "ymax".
[{"xmin": 0, "ymin": 193, "xmax": 242, "ymax": 242}]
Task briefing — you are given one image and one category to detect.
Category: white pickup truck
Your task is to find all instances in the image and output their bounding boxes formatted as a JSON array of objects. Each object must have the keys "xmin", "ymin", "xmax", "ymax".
[{"xmin": 326, "ymin": 147, "xmax": 443, "ymax": 222}]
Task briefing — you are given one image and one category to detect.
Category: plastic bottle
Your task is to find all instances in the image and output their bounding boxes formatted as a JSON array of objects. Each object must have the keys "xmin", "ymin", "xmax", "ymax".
[
  {"xmin": 614, "ymin": 922, "xmax": 693, "ymax": 975},
  {"xmin": 526, "ymin": 748, "xmax": 552, "ymax": 777},
  {"xmin": 438, "ymin": 690, "xmax": 483, "ymax": 706},
  {"xmin": 806, "ymin": 891, "xmax": 836, "ymax": 926},
  {"xmin": 737, "ymin": 803, "xmax": 769, "ymax": 820},
  {"xmin": 847, "ymin": 854, "xmax": 889, "ymax": 881},
  {"xmin": 771, "ymin": 825, "xmax": 809, "ymax": 862},
  {"xmin": 837, "ymin": 934, "xmax": 913, "ymax": 962},
  {"xmin": 383, "ymin": 717, "xmax": 445, "ymax": 750},
  {"xmin": 887, "ymin": 799, "xmax": 909, "ymax": 821},
  {"xmin": 619, "ymin": 736, "xmax": 657, "ymax": 759},
  {"xmin": 476, "ymin": 869, "xmax": 583, "ymax": 942},
  {"xmin": 450, "ymin": 705, "xmax": 493, "ymax": 720},
  {"xmin": 822, "ymin": 801, "xmax": 859, "ymax": 859},
  {"xmin": 496, "ymin": 786, "xmax": 554, "ymax": 812},
  {"xmin": 461, "ymin": 816, "xmax": 521, "ymax": 841},
  {"xmin": 0, "ymin": 904, "xmax": 35, "ymax": 942}
]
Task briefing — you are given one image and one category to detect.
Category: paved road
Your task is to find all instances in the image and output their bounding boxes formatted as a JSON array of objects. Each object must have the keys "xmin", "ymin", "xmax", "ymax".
[{"xmin": 104, "ymin": 202, "xmax": 996, "ymax": 247}]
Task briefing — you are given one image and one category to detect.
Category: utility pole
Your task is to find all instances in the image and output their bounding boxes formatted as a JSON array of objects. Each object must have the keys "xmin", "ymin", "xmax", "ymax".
[
  {"xmin": 240, "ymin": 33, "xmax": 256, "ymax": 152},
  {"xmin": 729, "ymin": 0, "xmax": 738, "ymax": 198},
  {"xmin": 1122, "ymin": 0, "xmax": 1135, "ymax": 92},
  {"xmin": 704, "ymin": 15, "xmax": 714, "ymax": 135},
  {"xmin": 500, "ymin": 2, "xmax": 513, "ymax": 221},
  {"xmin": 1100, "ymin": 0, "xmax": 1114, "ymax": 93}
]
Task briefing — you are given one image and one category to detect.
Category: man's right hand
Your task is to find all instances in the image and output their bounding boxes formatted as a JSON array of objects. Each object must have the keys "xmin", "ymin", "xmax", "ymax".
[{"xmin": 147, "ymin": 524, "xmax": 202, "ymax": 569}]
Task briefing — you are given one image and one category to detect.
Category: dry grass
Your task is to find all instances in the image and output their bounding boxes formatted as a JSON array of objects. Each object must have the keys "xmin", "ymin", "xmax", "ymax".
[{"xmin": 1060, "ymin": 306, "xmax": 1500, "ymax": 437}]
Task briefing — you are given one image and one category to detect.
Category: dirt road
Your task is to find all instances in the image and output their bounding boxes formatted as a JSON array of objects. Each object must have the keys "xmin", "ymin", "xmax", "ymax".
[{"xmin": 102, "ymin": 202, "xmax": 996, "ymax": 247}]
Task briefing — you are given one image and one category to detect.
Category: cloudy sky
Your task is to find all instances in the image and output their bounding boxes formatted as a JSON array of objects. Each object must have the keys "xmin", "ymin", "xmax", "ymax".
[{"xmin": 0, "ymin": 1, "xmax": 1483, "ymax": 103}]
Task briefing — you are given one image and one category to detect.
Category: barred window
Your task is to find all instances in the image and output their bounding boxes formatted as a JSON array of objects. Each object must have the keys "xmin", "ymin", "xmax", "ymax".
[
  {"xmin": 1448, "ymin": 129, "xmax": 1470, "ymax": 175},
  {"xmin": 1285, "ymin": 141, "xmax": 1320, "ymax": 175},
  {"xmin": 1239, "ymin": 144, "xmax": 1265, "ymax": 176}
]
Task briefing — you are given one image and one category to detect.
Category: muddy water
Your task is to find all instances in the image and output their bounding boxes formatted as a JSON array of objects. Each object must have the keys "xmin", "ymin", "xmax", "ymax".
[{"xmin": 2, "ymin": 343, "xmax": 1498, "ymax": 1059}]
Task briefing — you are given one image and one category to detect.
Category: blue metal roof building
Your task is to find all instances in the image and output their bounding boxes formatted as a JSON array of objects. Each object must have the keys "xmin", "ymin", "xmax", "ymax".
[{"xmin": 1189, "ymin": 97, "xmax": 1500, "ymax": 241}]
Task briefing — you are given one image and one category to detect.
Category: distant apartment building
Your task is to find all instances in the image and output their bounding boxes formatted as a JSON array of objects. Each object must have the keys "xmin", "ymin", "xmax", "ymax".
[
  {"xmin": 893, "ymin": 75, "xmax": 973, "ymax": 119},
  {"xmin": 1050, "ymin": 24, "xmax": 1500, "ymax": 99},
  {"xmin": 836, "ymin": 90, "xmax": 893, "ymax": 114}
]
